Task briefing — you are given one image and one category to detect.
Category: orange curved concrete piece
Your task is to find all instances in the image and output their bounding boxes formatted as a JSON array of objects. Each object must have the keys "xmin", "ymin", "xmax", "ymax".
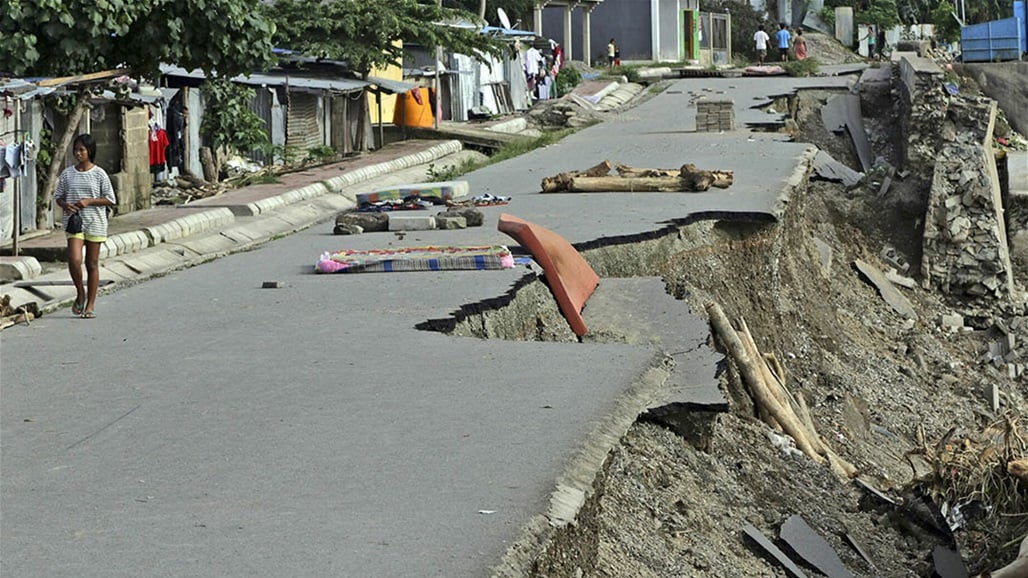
[{"xmin": 497, "ymin": 213, "xmax": 600, "ymax": 336}]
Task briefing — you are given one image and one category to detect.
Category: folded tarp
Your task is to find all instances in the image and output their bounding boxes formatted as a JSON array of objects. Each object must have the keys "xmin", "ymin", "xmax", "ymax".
[
  {"xmin": 316, "ymin": 245, "xmax": 515, "ymax": 273},
  {"xmin": 356, "ymin": 181, "xmax": 469, "ymax": 206}
]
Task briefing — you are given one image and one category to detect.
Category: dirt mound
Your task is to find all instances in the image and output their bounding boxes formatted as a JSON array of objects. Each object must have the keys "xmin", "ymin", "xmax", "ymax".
[{"xmin": 803, "ymin": 30, "xmax": 865, "ymax": 65}]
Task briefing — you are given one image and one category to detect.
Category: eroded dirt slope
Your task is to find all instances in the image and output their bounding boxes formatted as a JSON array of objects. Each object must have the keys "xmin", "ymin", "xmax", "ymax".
[{"xmin": 526, "ymin": 82, "xmax": 1027, "ymax": 577}]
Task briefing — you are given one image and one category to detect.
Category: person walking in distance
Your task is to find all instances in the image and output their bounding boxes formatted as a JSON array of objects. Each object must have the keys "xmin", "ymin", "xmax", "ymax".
[
  {"xmin": 775, "ymin": 23, "xmax": 792, "ymax": 62},
  {"xmin": 793, "ymin": 29, "xmax": 808, "ymax": 60},
  {"xmin": 753, "ymin": 24, "xmax": 771, "ymax": 64},
  {"xmin": 55, "ymin": 134, "xmax": 116, "ymax": 319},
  {"xmin": 607, "ymin": 38, "xmax": 616, "ymax": 68}
]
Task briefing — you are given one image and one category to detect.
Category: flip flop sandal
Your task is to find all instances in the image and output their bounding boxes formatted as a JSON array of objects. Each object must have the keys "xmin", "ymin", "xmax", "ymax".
[
  {"xmin": 72, "ymin": 301, "xmax": 85, "ymax": 316},
  {"xmin": 81, "ymin": 311, "xmax": 96, "ymax": 319}
]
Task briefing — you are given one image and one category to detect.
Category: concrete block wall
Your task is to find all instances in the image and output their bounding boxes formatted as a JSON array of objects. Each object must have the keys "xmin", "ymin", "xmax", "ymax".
[
  {"xmin": 120, "ymin": 107, "xmax": 152, "ymax": 213},
  {"xmin": 695, "ymin": 99, "xmax": 734, "ymax": 132}
]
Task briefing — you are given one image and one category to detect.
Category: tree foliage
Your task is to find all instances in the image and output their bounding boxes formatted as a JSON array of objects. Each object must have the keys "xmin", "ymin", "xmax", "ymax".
[
  {"xmin": 198, "ymin": 78, "xmax": 269, "ymax": 163},
  {"xmin": 443, "ymin": 0, "xmax": 535, "ymax": 26},
  {"xmin": 263, "ymin": 0, "xmax": 510, "ymax": 79},
  {"xmin": 932, "ymin": 0, "xmax": 962, "ymax": 41},
  {"xmin": 0, "ymin": 0, "xmax": 276, "ymax": 79}
]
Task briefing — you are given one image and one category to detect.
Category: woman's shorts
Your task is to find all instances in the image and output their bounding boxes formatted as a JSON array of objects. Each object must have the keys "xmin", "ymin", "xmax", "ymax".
[{"xmin": 67, "ymin": 232, "xmax": 107, "ymax": 243}]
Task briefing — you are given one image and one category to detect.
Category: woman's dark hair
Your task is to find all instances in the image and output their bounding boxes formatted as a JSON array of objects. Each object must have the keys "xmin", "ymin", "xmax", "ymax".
[{"xmin": 73, "ymin": 133, "xmax": 97, "ymax": 162}]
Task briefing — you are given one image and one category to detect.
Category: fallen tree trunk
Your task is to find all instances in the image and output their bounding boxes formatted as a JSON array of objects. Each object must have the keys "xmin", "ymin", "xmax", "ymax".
[
  {"xmin": 615, "ymin": 163, "xmax": 735, "ymax": 189},
  {"xmin": 542, "ymin": 161, "xmax": 733, "ymax": 193},
  {"xmin": 705, "ymin": 301, "xmax": 824, "ymax": 464},
  {"xmin": 706, "ymin": 301, "xmax": 859, "ymax": 479},
  {"xmin": 540, "ymin": 160, "xmax": 613, "ymax": 193}
]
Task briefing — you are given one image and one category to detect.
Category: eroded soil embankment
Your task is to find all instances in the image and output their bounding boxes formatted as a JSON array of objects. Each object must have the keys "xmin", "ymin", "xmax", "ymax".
[{"xmin": 497, "ymin": 168, "xmax": 1023, "ymax": 576}]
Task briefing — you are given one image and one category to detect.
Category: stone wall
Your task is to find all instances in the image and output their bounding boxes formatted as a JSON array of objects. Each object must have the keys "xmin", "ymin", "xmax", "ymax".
[
  {"xmin": 898, "ymin": 54, "xmax": 1017, "ymax": 303},
  {"xmin": 921, "ymin": 140, "xmax": 1015, "ymax": 300},
  {"xmin": 897, "ymin": 53, "xmax": 945, "ymax": 180}
]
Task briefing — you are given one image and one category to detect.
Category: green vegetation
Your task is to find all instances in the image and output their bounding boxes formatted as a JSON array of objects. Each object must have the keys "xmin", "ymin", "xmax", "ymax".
[
  {"xmin": 554, "ymin": 66, "xmax": 582, "ymax": 98},
  {"xmin": 305, "ymin": 145, "xmax": 339, "ymax": 164},
  {"xmin": 264, "ymin": 0, "xmax": 509, "ymax": 150},
  {"xmin": 932, "ymin": 0, "xmax": 962, "ymax": 42},
  {"xmin": 425, "ymin": 128, "xmax": 579, "ymax": 181},
  {"xmin": 199, "ymin": 78, "xmax": 269, "ymax": 179},
  {"xmin": 783, "ymin": 57, "xmax": 820, "ymax": 77}
]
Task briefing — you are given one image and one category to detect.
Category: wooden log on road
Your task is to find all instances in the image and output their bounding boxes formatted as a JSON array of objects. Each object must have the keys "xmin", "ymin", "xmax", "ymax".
[
  {"xmin": 540, "ymin": 160, "xmax": 613, "ymax": 193},
  {"xmin": 615, "ymin": 164, "xmax": 734, "ymax": 189}
]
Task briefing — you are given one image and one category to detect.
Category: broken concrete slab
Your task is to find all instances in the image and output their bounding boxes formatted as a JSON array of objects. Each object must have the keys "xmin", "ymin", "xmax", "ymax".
[
  {"xmin": 436, "ymin": 206, "xmax": 484, "ymax": 227},
  {"xmin": 582, "ymin": 277, "xmax": 728, "ymax": 448},
  {"xmin": 743, "ymin": 523, "xmax": 810, "ymax": 578},
  {"xmin": 822, "ymin": 94, "xmax": 874, "ymax": 172},
  {"xmin": 885, "ymin": 269, "xmax": 917, "ymax": 289},
  {"xmin": 780, "ymin": 515, "xmax": 855, "ymax": 578},
  {"xmin": 812, "ymin": 150, "xmax": 864, "ymax": 188},
  {"xmin": 853, "ymin": 260, "xmax": 919, "ymax": 320},
  {"xmin": 388, "ymin": 215, "xmax": 437, "ymax": 231},
  {"xmin": 932, "ymin": 544, "xmax": 970, "ymax": 578}
]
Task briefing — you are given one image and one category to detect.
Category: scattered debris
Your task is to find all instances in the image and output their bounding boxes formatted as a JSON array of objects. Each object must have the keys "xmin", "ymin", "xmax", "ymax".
[
  {"xmin": 0, "ymin": 294, "xmax": 37, "ymax": 331},
  {"xmin": 853, "ymin": 259, "xmax": 919, "ymax": 320},
  {"xmin": 541, "ymin": 160, "xmax": 734, "ymax": 193},
  {"xmin": 973, "ymin": 534, "xmax": 1028, "ymax": 578},
  {"xmin": 706, "ymin": 302, "xmax": 856, "ymax": 478}
]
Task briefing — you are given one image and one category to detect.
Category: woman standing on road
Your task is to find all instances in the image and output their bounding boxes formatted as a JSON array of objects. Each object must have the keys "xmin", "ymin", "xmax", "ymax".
[{"xmin": 55, "ymin": 133, "xmax": 116, "ymax": 319}]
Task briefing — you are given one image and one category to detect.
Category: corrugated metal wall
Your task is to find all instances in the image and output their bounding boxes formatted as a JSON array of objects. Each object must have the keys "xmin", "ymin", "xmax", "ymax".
[{"xmin": 286, "ymin": 92, "xmax": 322, "ymax": 153}]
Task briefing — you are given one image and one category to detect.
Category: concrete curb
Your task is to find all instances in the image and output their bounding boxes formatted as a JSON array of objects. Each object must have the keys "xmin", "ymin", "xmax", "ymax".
[{"xmin": 325, "ymin": 140, "xmax": 463, "ymax": 197}]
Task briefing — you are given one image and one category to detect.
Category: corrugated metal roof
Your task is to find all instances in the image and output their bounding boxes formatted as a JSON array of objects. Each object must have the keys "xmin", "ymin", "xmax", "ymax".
[
  {"xmin": 365, "ymin": 75, "xmax": 417, "ymax": 94},
  {"xmin": 160, "ymin": 65, "xmax": 368, "ymax": 93},
  {"xmin": 0, "ymin": 78, "xmax": 56, "ymax": 99}
]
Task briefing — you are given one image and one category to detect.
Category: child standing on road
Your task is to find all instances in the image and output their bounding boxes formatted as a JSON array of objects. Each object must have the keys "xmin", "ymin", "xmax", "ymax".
[{"xmin": 55, "ymin": 134, "xmax": 116, "ymax": 319}]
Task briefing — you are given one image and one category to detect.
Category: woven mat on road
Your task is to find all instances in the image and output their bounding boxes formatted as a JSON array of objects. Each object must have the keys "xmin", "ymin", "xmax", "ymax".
[{"xmin": 315, "ymin": 245, "xmax": 514, "ymax": 273}]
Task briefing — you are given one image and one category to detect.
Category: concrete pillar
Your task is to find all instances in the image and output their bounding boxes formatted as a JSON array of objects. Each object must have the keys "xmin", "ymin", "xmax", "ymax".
[
  {"xmin": 563, "ymin": 5, "xmax": 573, "ymax": 61},
  {"xmin": 835, "ymin": 7, "xmax": 854, "ymax": 47},
  {"xmin": 583, "ymin": 7, "xmax": 594, "ymax": 66},
  {"xmin": 534, "ymin": 2, "xmax": 543, "ymax": 35},
  {"xmin": 651, "ymin": 0, "xmax": 660, "ymax": 61}
]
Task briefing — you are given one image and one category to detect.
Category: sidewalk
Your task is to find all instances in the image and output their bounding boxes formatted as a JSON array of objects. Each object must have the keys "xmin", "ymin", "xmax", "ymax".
[{"xmin": 1, "ymin": 139, "xmax": 464, "ymax": 313}]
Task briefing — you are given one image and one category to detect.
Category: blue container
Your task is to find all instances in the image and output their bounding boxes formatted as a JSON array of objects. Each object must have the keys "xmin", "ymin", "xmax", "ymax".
[{"xmin": 961, "ymin": 15, "xmax": 1024, "ymax": 62}]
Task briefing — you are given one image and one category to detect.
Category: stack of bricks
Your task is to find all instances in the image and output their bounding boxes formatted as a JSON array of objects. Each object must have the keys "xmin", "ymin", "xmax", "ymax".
[{"xmin": 695, "ymin": 99, "xmax": 735, "ymax": 132}]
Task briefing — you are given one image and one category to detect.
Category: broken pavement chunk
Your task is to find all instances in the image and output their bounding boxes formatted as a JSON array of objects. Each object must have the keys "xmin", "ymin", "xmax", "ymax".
[
  {"xmin": 812, "ymin": 150, "xmax": 864, "ymax": 188},
  {"xmin": 932, "ymin": 544, "xmax": 969, "ymax": 578},
  {"xmin": 853, "ymin": 260, "xmax": 919, "ymax": 320},
  {"xmin": 336, "ymin": 212, "xmax": 388, "ymax": 233},
  {"xmin": 742, "ymin": 523, "xmax": 810, "ymax": 578},
  {"xmin": 779, "ymin": 515, "xmax": 855, "ymax": 578}
]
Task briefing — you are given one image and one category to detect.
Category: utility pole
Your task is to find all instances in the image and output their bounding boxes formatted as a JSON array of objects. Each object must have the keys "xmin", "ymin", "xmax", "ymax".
[{"xmin": 435, "ymin": 0, "xmax": 443, "ymax": 130}]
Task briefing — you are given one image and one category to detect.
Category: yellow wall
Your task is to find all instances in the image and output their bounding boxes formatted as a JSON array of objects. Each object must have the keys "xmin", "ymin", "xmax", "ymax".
[{"xmin": 369, "ymin": 42, "xmax": 403, "ymax": 124}]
